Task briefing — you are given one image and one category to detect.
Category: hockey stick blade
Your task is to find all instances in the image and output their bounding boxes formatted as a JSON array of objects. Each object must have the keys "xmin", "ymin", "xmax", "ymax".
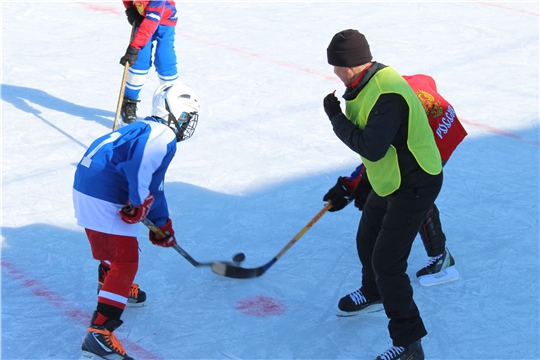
[
  {"xmin": 211, "ymin": 259, "xmax": 273, "ymax": 279},
  {"xmin": 139, "ymin": 217, "xmax": 237, "ymax": 268},
  {"xmin": 211, "ymin": 202, "xmax": 332, "ymax": 279}
]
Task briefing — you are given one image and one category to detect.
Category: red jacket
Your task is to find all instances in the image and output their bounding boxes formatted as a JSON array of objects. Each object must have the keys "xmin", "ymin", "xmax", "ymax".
[{"xmin": 123, "ymin": 1, "xmax": 177, "ymax": 49}]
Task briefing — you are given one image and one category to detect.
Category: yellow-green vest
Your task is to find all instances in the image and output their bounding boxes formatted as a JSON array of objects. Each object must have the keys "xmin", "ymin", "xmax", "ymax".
[{"xmin": 345, "ymin": 67, "xmax": 442, "ymax": 196}]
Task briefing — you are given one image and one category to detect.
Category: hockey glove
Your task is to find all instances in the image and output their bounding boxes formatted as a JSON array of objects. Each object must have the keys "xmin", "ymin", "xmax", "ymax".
[
  {"xmin": 120, "ymin": 46, "xmax": 139, "ymax": 66},
  {"xmin": 149, "ymin": 218, "xmax": 177, "ymax": 248},
  {"xmin": 352, "ymin": 178, "xmax": 372, "ymax": 211},
  {"xmin": 346, "ymin": 164, "xmax": 372, "ymax": 211},
  {"xmin": 323, "ymin": 91, "xmax": 343, "ymax": 120},
  {"xmin": 120, "ymin": 194, "xmax": 154, "ymax": 224},
  {"xmin": 323, "ymin": 176, "xmax": 352, "ymax": 212},
  {"xmin": 125, "ymin": 6, "xmax": 144, "ymax": 27}
]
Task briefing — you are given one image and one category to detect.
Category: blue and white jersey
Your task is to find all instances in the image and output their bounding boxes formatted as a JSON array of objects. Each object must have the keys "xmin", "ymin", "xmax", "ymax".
[{"xmin": 73, "ymin": 118, "xmax": 177, "ymax": 236}]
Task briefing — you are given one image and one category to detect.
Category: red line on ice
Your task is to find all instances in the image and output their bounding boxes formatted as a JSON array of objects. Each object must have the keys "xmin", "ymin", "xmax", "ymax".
[
  {"xmin": 460, "ymin": 119, "xmax": 540, "ymax": 147},
  {"xmin": 78, "ymin": 2, "xmax": 123, "ymax": 16},
  {"xmin": 1, "ymin": 260, "xmax": 161, "ymax": 360},
  {"xmin": 177, "ymin": 32, "xmax": 338, "ymax": 82},
  {"xmin": 474, "ymin": 2, "xmax": 539, "ymax": 17}
]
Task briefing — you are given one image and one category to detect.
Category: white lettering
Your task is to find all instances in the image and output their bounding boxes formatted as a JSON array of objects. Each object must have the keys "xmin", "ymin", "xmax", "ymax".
[
  {"xmin": 435, "ymin": 105, "xmax": 456, "ymax": 140},
  {"xmin": 442, "ymin": 117, "xmax": 452, "ymax": 127},
  {"xmin": 80, "ymin": 132, "xmax": 121, "ymax": 168}
]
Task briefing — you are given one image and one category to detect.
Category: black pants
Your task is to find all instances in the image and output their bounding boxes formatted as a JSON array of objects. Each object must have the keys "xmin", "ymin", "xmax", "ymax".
[
  {"xmin": 419, "ymin": 203, "xmax": 446, "ymax": 257},
  {"xmin": 356, "ymin": 172, "xmax": 443, "ymax": 346}
]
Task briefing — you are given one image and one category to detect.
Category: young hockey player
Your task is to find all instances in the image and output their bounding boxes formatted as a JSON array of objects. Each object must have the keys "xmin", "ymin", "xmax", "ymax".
[
  {"xmin": 74, "ymin": 83, "xmax": 199, "ymax": 360},
  {"xmin": 119, "ymin": 0, "xmax": 179, "ymax": 124}
]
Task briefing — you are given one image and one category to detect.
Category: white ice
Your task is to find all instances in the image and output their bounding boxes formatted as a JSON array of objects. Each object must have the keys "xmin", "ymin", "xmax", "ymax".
[{"xmin": 1, "ymin": 2, "xmax": 538, "ymax": 359}]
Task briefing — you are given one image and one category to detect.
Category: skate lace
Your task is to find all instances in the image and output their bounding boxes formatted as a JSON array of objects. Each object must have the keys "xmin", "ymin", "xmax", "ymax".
[
  {"xmin": 349, "ymin": 290, "xmax": 368, "ymax": 306},
  {"xmin": 379, "ymin": 345, "xmax": 405, "ymax": 360},
  {"xmin": 88, "ymin": 328, "xmax": 127, "ymax": 355},
  {"xmin": 424, "ymin": 252, "xmax": 444, "ymax": 268},
  {"xmin": 129, "ymin": 283, "xmax": 139, "ymax": 299}
]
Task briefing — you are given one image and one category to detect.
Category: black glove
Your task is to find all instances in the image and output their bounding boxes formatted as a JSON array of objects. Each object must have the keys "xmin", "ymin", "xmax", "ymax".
[
  {"xmin": 323, "ymin": 92, "xmax": 343, "ymax": 120},
  {"xmin": 125, "ymin": 6, "xmax": 144, "ymax": 27},
  {"xmin": 352, "ymin": 178, "xmax": 372, "ymax": 211},
  {"xmin": 323, "ymin": 177, "xmax": 352, "ymax": 212},
  {"xmin": 120, "ymin": 46, "xmax": 139, "ymax": 66}
]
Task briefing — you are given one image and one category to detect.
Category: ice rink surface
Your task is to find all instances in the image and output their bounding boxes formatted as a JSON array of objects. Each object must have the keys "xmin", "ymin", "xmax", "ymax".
[{"xmin": 1, "ymin": 2, "xmax": 538, "ymax": 359}]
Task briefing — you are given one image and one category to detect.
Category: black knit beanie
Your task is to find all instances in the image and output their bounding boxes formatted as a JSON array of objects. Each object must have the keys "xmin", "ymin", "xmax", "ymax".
[{"xmin": 327, "ymin": 29, "xmax": 372, "ymax": 67}]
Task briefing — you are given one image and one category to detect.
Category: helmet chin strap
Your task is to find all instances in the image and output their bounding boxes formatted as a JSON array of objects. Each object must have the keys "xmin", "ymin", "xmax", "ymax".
[
  {"xmin": 161, "ymin": 101, "xmax": 182, "ymax": 142},
  {"xmin": 168, "ymin": 112, "xmax": 185, "ymax": 142}
]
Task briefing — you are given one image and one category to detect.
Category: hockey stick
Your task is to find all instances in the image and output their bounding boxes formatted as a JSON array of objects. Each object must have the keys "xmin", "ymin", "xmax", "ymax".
[
  {"xmin": 112, "ymin": 25, "xmax": 136, "ymax": 131},
  {"xmin": 139, "ymin": 217, "xmax": 243, "ymax": 268},
  {"xmin": 211, "ymin": 201, "xmax": 333, "ymax": 279}
]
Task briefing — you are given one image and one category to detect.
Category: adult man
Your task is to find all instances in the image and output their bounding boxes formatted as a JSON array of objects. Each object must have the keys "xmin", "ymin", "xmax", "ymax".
[
  {"xmin": 74, "ymin": 84, "xmax": 199, "ymax": 360},
  {"xmin": 322, "ymin": 29, "xmax": 443, "ymax": 360},
  {"xmin": 326, "ymin": 73, "xmax": 466, "ymax": 287},
  {"xmin": 119, "ymin": 0, "xmax": 179, "ymax": 124}
]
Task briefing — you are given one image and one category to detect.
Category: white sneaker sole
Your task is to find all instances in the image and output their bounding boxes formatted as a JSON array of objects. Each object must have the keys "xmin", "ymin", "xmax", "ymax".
[{"xmin": 418, "ymin": 266, "xmax": 460, "ymax": 286}]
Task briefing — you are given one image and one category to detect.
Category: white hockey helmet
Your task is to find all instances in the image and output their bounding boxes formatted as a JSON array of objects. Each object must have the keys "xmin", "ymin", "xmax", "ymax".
[{"xmin": 151, "ymin": 83, "xmax": 200, "ymax": 142}]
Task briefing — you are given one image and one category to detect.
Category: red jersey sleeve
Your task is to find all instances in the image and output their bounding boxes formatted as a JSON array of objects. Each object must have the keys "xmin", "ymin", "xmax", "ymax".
[{"xmin": 129, "ymin": 1, "xmax": 165, "ymax": 49}]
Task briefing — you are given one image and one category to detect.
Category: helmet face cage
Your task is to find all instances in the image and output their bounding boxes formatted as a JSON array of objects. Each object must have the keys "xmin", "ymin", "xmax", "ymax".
[{"xmin": 165, "ymin": 105, "xmax": 199, "ymax": 142}]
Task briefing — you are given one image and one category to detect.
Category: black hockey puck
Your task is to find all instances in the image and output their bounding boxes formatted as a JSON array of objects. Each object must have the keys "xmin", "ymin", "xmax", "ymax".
[{"xmin": 232, "ymin": 252, "xmax": 246, "ymax": 263}]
